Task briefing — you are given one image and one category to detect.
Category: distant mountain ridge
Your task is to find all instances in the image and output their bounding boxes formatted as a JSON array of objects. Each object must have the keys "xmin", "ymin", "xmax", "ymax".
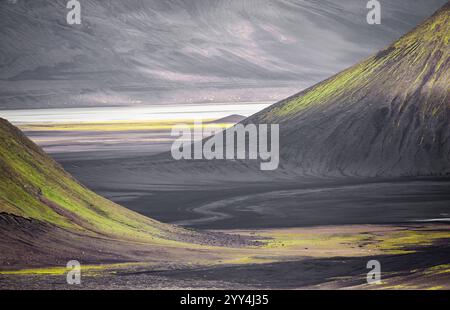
[{"xmin": 0, "ymin": 0, "xmax": 446, "ymax": 109}]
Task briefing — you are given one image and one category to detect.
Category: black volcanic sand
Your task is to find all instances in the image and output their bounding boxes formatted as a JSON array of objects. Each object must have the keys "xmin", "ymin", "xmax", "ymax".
[
  {"xmin": 16, "ymin": 135, "xmax": 448, "ymax": 290},
  {"xmin": 128, "ymin": 178, "xmax": 450, "ymax": 229},
  {"xmin": 51, "ymin": 153, "xmax": 450, "ymax": 230},
  {"xmin": 2, "ymin": 150, "xmax": 449, "ymax": 289}
]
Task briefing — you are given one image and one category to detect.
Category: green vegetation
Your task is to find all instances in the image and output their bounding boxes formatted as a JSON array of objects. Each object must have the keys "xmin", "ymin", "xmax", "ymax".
[
  {"xmin": 260, "ymin": 4, "xmax": 449, "ymax": 121},
  {"xmin": 0, "ymin": 118, "xmax": 192, "ymax": 244},
  {"xmin": 1, "ymin": 5, "xmax": 449, "ymax": 286},
  {"xmin": 424, "ymin": 264, "xmax": 450, "ymax": 275},
  {"xmin": 367, "ymin": 230, "xmax": 450, "ymax": 254},
  {"xmin": 258, "ymin": 231, "xmax": 368, "ymax": 250},
  {"xmin": 0, "ymin": 262, "xmax": 155, "ymax": 276},
  {"xmin": 266, "ymin": 61, "xmax": 372, "ymax": 119}
]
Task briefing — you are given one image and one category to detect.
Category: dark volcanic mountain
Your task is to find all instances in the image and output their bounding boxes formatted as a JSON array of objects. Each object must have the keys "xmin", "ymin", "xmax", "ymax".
[
  {"xmin": 59, "ymin": 4, "xmax": 449, "ymax": 186},
  {"xmin": 247, "ymin": 3, "xmax": 450, "ymax": 177},
  {"xmin": 0, "ymin": 0, "xmax": 446, "ymax": 108}
]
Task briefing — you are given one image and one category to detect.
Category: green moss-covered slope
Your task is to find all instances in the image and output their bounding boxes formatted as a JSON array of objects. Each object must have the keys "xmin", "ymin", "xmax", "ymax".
[
  {"xmin": 0, "ymin": 118, "xmax": 188, "ymax": 243},
  {"xmin": 249, "ymin": 3, "xmax": 450, "ymax": 176}
]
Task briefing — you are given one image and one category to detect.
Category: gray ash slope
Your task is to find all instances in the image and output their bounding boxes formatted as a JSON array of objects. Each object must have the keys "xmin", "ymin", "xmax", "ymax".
[
  {"xmin": 245, "ymin": 3, "xmax": 450, "ymax": 177},
  {"xmin": 0, "ymin": 0, "xmax": 447, "ymax": 108},
  {"xmin": 145, "ymin": 4, "xmax": 450, "ymax": 180}
]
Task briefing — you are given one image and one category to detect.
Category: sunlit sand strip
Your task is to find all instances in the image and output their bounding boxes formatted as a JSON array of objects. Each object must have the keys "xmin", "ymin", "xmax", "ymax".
[{"xmin": 17, "ymin": 119, "xmax": 235, "ymax": 132}]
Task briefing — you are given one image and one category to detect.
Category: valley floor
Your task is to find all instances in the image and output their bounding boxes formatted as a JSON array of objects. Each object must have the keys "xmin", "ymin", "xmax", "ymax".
[
  {"xmin": 1, "ymin": 122, "xmax": 449, "ymax": 289},
  {"xmin": 1, "ymin": 223, "xmax": 449, "ymax": 290}
]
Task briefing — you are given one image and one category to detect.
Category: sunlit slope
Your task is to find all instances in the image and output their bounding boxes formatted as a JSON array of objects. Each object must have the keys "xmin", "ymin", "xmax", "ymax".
[
  {"xmin": 0, "ymin": 118, "xmax": 187, "ymax": 243},
  {"xmin": 250, "ymin": 3, "xmax": 450, "ymax": 176}
]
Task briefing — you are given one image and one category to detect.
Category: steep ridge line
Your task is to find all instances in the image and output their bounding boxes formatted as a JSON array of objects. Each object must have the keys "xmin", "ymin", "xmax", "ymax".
[{"xmin": 243, "ymin": 3, "xmax": 450, "ymax": 177}]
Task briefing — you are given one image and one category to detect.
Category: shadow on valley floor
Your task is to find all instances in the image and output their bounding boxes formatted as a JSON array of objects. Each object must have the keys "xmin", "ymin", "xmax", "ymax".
[
  {"xmin": 55, "ymin": 155, "xmax": 450, "ymax": 230},
  {"xmin": 2, "ymin": 243, "xmax": 448, "ymax": 290},
  {"xmin": 115, "ymin": 243, "xmax": 450, "ymax": 289}
]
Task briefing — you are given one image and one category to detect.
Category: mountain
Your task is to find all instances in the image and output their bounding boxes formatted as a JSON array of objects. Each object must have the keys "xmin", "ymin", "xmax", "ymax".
[
  {"xmin": 0, "ymin": 118, "xmax": 245, "ymax": 268},
  {"xmin": 0, "ymin": 0, "xmax": 446, "ymax": 109},
  {"xmin": 81, "ymin": 3, "xmax": 449, "ymax": 185},
  {"xmin": 209, "ymin": 114, "xmax": 247, "ymax": 124},
  {"xmin": 246, "ymin": 3, "xmax": 450, "ymax": 177}
]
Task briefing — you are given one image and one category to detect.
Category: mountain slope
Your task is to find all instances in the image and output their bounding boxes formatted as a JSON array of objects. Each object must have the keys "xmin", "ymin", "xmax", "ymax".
[
  {"xmin": 0, "ymin": 118, "xmax": 184, "ymax": 241},
  {"xmin": 0, "ymin": 117, "xmax": 259, "ymax": 270},
  {"xmin": 248, "ymin": 3, "xmax": 450, "ymax": 177},
  {"xmin": 0, "ymin": 0, "xmax": 446, "ymax": 108}
]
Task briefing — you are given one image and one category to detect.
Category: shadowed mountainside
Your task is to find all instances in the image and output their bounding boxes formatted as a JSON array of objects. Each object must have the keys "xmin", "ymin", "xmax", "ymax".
[
  {"xmin": 142, "ymin": 4, "xmax": 449, "ymax": 181},
  {"xmin": 246, "ymin": 3, "xmax": 450, "ymax": 177}
]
